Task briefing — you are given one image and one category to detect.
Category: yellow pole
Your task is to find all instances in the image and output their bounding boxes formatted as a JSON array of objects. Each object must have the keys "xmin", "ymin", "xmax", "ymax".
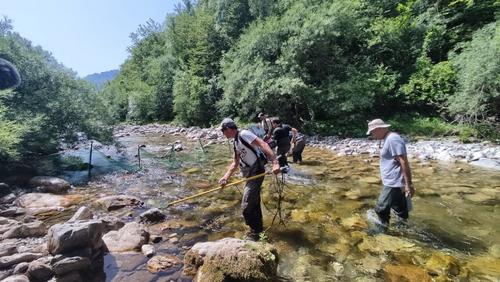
[{"xmin": 166, "ymin": 172, "xmax": 267, "ymax": 207}]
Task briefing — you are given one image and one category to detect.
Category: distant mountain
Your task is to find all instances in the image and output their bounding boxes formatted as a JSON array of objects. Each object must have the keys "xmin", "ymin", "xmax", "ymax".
[{"xmin": 84, "ymin": 69, "xmax": 119, "ymax": 89}]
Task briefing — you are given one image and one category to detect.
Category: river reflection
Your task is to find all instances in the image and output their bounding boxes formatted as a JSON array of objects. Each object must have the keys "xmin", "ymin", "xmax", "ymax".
[{"xmin": 80, "ymin": 134, "xmax": 500, "ymax": 281}]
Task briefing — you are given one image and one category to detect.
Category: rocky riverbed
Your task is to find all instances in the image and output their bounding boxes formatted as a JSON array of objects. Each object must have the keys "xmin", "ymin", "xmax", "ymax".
[{"xmin": 116, "ymin": 123, "xmax": 500, "ymax": 170}]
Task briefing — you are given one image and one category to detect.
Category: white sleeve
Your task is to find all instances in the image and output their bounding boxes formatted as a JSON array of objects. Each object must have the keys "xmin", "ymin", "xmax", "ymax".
[{"xmin": 240, "ymin": 130, "xmax": 257, "ymax": 144}]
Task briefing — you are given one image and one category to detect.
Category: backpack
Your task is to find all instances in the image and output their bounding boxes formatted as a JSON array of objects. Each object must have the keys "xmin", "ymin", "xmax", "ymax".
[{"xmin": 233, "ymin": 131, "xmax": 268, "ymax": 167}]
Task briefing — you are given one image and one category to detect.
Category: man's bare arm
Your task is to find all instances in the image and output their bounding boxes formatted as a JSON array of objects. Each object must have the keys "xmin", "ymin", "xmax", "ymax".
[
  {"xmin": 395, "ymin": 154, "xmax": 414, "ymax": 196},
  {"xmin": 252, "ymin": 137, "xmax": 281, "ymax": 174}
]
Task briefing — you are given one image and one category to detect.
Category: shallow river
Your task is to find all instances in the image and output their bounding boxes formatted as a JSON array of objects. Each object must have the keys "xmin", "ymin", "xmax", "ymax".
[{"xmin": 72, "ymin": 133, "xmax": 499, "ymax": 281}]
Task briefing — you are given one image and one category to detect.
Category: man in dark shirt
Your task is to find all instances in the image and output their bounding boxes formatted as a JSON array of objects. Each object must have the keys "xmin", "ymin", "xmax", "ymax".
[{"xmin": 270, "ymin": 117, "xmax": 298, "ymax": 169}]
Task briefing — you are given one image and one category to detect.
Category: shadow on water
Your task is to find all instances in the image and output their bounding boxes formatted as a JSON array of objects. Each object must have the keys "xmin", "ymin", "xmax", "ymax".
[{"xmin": 408, "ymin": 222, "xmax": 488, "ymax": 254}]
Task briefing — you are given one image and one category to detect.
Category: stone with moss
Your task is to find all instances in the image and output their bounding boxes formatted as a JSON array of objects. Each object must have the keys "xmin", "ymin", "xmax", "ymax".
[{"xmin": 183, "ymin": 238, "xmax": 278, "ymax": 282}]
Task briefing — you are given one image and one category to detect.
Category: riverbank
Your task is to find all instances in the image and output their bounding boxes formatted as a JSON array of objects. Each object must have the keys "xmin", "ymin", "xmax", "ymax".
[{"xmin": 115, "ymin": 123, "xmax": 500, "ymax": 171}]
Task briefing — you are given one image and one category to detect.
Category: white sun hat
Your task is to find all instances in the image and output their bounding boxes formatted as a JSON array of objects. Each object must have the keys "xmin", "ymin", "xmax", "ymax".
[{"xmin": 366, "ymin": 119, "xmax": 391, "ymax": 135}]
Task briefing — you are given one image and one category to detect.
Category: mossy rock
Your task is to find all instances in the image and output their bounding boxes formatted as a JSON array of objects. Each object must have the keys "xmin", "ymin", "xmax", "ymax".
[{"xmin": 183, "ymin": 238, "xmax": 278, "ymax": 282}]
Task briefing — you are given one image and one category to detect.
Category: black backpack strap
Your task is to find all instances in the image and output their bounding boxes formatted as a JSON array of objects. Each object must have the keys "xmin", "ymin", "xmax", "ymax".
[{"xmin": 234, "ymin": 131, "xmax": 260, "ymax": 167}]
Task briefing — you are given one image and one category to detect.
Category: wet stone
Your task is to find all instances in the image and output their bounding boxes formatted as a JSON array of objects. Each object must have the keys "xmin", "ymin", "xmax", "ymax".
[
  {"xmin": 1, "ymin": 275, "xmax": 30, "ymax": 282},
  {"xmin": 141, "ymin": 244, "xmax": 155, "ymax": 258},
  {"xmin": 12, "ymin": 262, "xmax": 29, "ymax": 274},
  {"xmin": 146, "ymin": 255, "xmax": 181, "ymax": 273},
  {"xmin": 0, "ymin": 243, "xmax": 17, "ymax": 257},
  {"xmin": 0, "ymin": 253, "xmax": 44, "ymax": 269},
  {"xmin": 139, "ymin": 208, "xmax": 166, "ymax": 223},
  {"xmin": 2, "ymin": 220, "xmax": 47, "ymax": 239}
]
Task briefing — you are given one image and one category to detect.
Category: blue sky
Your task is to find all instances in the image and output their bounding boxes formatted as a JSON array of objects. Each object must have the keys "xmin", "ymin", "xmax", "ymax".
[{"xmin": 1, "ymin": 0, "xmax": 180, "ymax": 77}]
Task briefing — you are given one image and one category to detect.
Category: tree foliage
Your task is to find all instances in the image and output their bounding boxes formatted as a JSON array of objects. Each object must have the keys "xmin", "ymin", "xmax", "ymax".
[
  {"xmin": 0, "ymin": 18, "xmax": 114, "ymax": 162},
  {"xmin": 102, "ymin": 0, "xmax": 498, "ymax": 136}
]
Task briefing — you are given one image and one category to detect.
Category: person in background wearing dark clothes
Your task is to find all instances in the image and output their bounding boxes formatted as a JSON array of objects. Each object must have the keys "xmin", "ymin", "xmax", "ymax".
[
  {"xmin": 291, "ymin": 131, "xmax": 306, "ymax": 164},
  {"xmin": 270, "ymin": 117, "xmax": 297, "ymax": 169}
]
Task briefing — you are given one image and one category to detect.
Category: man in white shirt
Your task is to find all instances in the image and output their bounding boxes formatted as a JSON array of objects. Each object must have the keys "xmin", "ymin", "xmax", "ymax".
[{"xmin": 218, "ymin": 118, "xmax": 280, "ymax": 240}]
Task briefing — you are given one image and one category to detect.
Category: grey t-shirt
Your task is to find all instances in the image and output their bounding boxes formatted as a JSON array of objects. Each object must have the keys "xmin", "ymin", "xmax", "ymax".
[{"xmin": 380, "ymin": 132, "xmax": 407, "ymax": 187}]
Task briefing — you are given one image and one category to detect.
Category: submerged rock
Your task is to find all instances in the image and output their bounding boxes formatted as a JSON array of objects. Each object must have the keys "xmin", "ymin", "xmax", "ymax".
[
  {"xmin": 96, "ymin": 195, "xmax": 143, "ymax": 211},
  {"xmin": 147, "ymin": 255, "xmax": 181, "ymax": 273},
  {"xmin": 488, "ymin": 244, "xmax": 500, "ymax": 259},
  {"xmin": 340, "ymin": 215, "xmax": 368, "ymax": 230},
  {"xmin": 424, "ymin": 252, "xmax": 460, "ymax": 276},
  {"xmin": 358, "ymin": 234, "xmax": 420, "ymax": 255},
  {"xmin": 464, "ymin": 255, "xmax": 500, "ymax": 279},
  {"xmin": 383, "ymin": 264, "xmax": 432, "ymax": 282},
  {"xmin": 183, "ymin": 238, "xmax": 278, "ymax": 282}
]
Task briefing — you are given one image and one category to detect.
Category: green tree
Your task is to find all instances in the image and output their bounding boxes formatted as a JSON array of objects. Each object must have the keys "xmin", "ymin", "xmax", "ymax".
[{"xmin": 448, "ymin": 22, "xmax": 500, "ymax": 122}]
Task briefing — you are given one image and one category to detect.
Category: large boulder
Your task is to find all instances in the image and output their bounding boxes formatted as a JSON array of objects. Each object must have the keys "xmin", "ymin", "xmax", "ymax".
[
  {"xmin": 29, "ymin": 176, "xmax": 70, "ymax": 194},
  {"xmin": 102, "ymin": 222, "xmax": 149, "ymax": 253},
  {"xmin": 183, "ymin": 238, "xmax": 279, "ymax": 282},
  {"xmin": 47, "ymin": 220, "xmax": 104, "ymax": 255}
]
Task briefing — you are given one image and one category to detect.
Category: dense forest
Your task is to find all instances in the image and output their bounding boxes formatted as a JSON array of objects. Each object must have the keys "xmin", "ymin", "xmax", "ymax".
[
  {"xmin": 0, "ymin": 17, "xmax": 113, "ymax": 166},
  {"xmin": 102, "ymin": 0, "xmax": 499, "ymax": 136},
  {"xmin": 0, "ymin": 0, "xmax": 498, "ymax": 167}
]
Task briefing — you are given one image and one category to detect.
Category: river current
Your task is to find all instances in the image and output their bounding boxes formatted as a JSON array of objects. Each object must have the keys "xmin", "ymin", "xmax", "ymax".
[{"xmin": 64, "ymin": 132, "xmax": 500, "ymax": 281}]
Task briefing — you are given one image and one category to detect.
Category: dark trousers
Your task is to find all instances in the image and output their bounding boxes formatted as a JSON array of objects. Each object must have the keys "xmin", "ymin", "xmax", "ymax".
[
  {"xmin": 277, "ymin": 144, "xmax": 290, "ymax": 168},
  {"xmin": 375, "ymin": 186, "xmax": 408, "ymax": 224},
  {"xmin": 292, "ymin": 139, "xmax": 306, "ymax": 162},
  {"xmin": 241, "ymin": 163, "xmax": 265, "ymax": 233}
]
